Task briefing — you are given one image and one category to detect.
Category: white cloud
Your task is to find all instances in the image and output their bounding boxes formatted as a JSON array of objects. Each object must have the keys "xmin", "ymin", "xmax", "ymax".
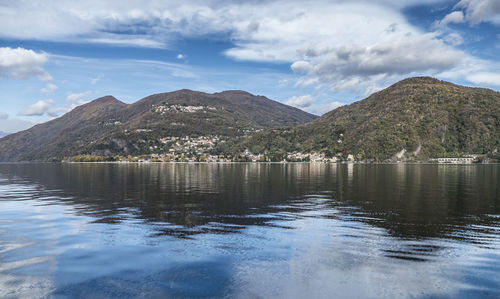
[
  {"xmin": 90, "ymin": 75, "xmax": 103, "ymax": 84},
  {"xmin": 66, "ymin": 91, "xmax": 92, "ymax": 107},
  {"xmin": 0, "ymin": 112, "xmax": 8, "ymax": 120},
  {"xmin": 291, "ymin": 61, "xmax": 313, "ymax": 73},
  {"xmin": 19, "ymin": 99, "xmax": 55, "ymax": 116},
  {"xmin": 177, "ymin": 54, "xmax": 185, "ymax": 59},
  {"xmin": 0, "ymin": 0, "xmax": 494, "ymax": 96},
  {"xmin": 42, "ymin": 91, "xmax": 92, "ymax": 118},
  {"xmin": 285, "ymin": 95, "xmax": 315, "ymax": 108},
  {"xmin": 431, "ymin": 52, "xmax": 500, "ymax": 92},
  {"xmin": 323, "ymin": 101, "xmax": 345, "ymax": 111},
  {"xmin": 466, "ymin": 72, "xmax": 500, "ymax": 86},
  {"xmin": 277, "ymin": 78, "xmax": 288, "ymax": 87},
  {"xmin": 456, "ymin": 0, "xmax": 500, "ymax": 25},
  {"xmin": 306, "ymin": 101, "xmax": 345, "ymax": 116},
  {"xmin": 437, "ymin": 11, "xmax": 465, "ymax": 27},
  {"xmin": 0, "ymin": 1, "xmax": 444, "ymax": 57},
  {"xmin": 218, "ymin": 1, "xmax": 468, "ymax": 94},
  {"xmin": 0, "ymin": 47, "xmax": 52, "ymax": 81},
  {"xmin": 444, "ymin": 32, "xmax": 464, "ymax": 46},
  {"xmin": 223, "ymin": 2, "xmax": 444, "ymax": 64},
  {"xmin": 0, "ymin": 1, "xmax": 233, "ymax": 47},
  {"xmin": 86, "ymin": 37, "xmax": 165, "ymax": 48},
  {"xmin": 0, "ymin": 118, "xmax": 35, "ymax": 133},
  {"xmin": 41, "ymin": 83, "xmax": 58, "ymax": 94},
  {"xmin": 47, "ymin": 107, "xmax": 69, "ymax": 118},
  {"xmin": 292, "ymin": 33, "xmax": 464, "ymax": 95}
]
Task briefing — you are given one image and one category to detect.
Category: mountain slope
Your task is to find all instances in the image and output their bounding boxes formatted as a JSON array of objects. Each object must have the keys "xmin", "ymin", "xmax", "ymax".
[
  {"xmin": 0, "ymin": 90, "xmax": 317, "ymax": 161},
  {"xmin": 82, "ymin": 89, "xmax": 317, "ymax": 157},
  {"xmin": 113, "ymin": 89, "xmax": 315, "ymax": 134},
  {"xmin": 231, "ymin": 77, "xmax": 500, "ymax": 161},
  {"xmin": 0, "ymin": 96, "xmax": 127, "ymax": 161}
]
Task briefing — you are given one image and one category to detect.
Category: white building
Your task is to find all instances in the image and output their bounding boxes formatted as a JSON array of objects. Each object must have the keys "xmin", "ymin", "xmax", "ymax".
[{"xmin": 437, "ymin": 157, "xmax": 473, "ymax": 164}]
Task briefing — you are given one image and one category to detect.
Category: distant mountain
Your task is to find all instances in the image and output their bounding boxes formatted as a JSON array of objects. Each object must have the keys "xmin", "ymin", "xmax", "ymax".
[
  {"xmin": 0, "ymin": 90, "xmax": 317, "ymax": 161},
  {"xmin": 0, "ymin": 131, "xmax": 10, "ymax": 138},
  {"xmin": 231, "ymin": 77, "xmax": 500, "ymax": 161},
  {"xmin": 0, "ymin": 96, "xmax": 127, "ymax": 161}
]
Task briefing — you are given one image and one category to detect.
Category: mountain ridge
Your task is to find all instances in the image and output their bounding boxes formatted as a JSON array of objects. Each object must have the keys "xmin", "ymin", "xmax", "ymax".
[
  {"xmin": 0, "ymin": 77, "xmax": 498, "ymax": 162},
  {"xmin": 0, "ymin": 89, "xmax": 317, "ymax": 161},
  {"xmin": 228, "ymin": 76, "xmax": 500, "ymax": 161}
]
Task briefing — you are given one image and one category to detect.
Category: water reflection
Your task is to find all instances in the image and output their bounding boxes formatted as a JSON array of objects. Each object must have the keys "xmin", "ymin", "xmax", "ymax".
[
  {"xmin": 1, "ymin": 163, "xmax": 499, "ymax": 240},
  {"xmin": 0, "ymin": 163, "xmax": 499, "ymax": 297}
]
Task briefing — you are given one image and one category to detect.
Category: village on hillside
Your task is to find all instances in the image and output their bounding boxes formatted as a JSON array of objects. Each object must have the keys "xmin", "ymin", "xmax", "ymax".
[{"xmin": 68, "ymin": 133, "xmax": 486, "ymax": 164}]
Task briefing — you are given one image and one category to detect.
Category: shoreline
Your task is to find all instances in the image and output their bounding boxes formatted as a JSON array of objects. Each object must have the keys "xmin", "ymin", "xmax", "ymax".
[{"xmin": 1, "ymin": 161, "xmax": 498, "ymax": 165}]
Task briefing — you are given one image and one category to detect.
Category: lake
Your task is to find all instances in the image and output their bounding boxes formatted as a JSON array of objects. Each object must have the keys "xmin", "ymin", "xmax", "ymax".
[{"xmin": 0, "ymin": 163, "xmax": 499, "ymax": 298}]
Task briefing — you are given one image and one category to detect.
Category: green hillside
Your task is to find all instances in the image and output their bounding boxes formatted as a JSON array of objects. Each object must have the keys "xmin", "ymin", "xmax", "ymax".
[{"xmin": 229, "ymin": 77, "xmax": 500, "ymax": 161}]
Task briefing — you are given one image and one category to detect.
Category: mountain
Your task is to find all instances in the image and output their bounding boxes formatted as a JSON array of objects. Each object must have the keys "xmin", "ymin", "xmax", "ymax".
[
  {"xmin": 230, "ymin": 77, "xmax": 500, "ymax": 161},
  {"xmin": 0, "ymin": 131, "xmax": 10, "ymax": 138},
  {"xmin": 0, "ymin": 96, "xmax": 127, "ymax": 161},
  {"xmin": 0, "ymin": 90, "xmax": 317, "ymax": 161}
]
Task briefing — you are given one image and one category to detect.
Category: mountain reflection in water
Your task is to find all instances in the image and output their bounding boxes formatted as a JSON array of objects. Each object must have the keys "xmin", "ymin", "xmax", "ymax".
[{"xmin": 0, "ymin": 163, "xmax": 499, "ymax": 298}]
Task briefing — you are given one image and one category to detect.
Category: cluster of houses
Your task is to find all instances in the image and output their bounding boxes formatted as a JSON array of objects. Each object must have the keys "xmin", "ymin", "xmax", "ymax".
[
  {"xmin": 127, "ymin": 154, "xmax": 480, "ymax": 164},
  {"xmin": 96, "ymin": 150, "xmax": 483, "ymax": 164},
  {"xmin": 434, "ymin": 156, "xmax": 478, "ymax": 164},
  {"xmin": 134, "ymin": 150, "xmax": 481, "ymax": 164},
  {"xmin": 99, "ymin": 131, "xmax": 483, "ymax": 164},
  {"xmin": 153, "ymin": 104, "xmax": 218, "ymax": 114},
  {"xmin": 143, "ymin": 149, "xmax": 353, "ymax": 163},
  {"xmin": 154, "ymin": 136, "xmax": 221, "ymax": 156}
]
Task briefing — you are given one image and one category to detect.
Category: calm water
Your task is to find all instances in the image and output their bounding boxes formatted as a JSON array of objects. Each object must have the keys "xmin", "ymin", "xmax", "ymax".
[{"xmin": 0, "ymin": 163, "xmax": 499, "ymax": 298}]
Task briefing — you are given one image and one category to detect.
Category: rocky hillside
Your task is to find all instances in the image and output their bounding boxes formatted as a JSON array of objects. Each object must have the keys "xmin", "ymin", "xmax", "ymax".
[
  {"xmin": 231, "ymin": 77, "xmax": 500, "ymax": 161},
  {"xmin": 0, "ymin": 90, "xmax": 317, "ymax": 161}
]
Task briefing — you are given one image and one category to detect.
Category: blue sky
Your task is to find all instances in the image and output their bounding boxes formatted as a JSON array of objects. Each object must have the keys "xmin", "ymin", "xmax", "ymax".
[{"xmin": 0, "ymin": 0, "xmax": 499, "ymax": 133}]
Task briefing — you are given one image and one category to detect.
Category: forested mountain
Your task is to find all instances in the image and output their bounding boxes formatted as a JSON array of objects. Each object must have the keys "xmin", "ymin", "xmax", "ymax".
[
  {"xmin": 229, "ymin": 77, "xmax": 500, "ymax": 161},
  {"xmin": 0, "ymin": 90, "xmax": 317, "ymax": 161},
  {"xmin": 1, "ymin": 77, "xmax": 498, "ymax": 162}
]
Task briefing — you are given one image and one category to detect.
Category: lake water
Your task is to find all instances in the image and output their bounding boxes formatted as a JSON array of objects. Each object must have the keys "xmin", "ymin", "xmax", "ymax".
[{"xmin": 0, "ymin": 163, "xmax": 499, "ymax": 298}]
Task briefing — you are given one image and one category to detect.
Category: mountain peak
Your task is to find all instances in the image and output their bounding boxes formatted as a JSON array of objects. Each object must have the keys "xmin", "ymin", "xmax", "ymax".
[
  {"xmin": 72, "ymin": 96, "xmax": 126, "ymax": 113},
  {"xmin": 173, "ymin": 89, "xmax": 197, "ymax": 94},
  {"xmin": 393, "ymin": 76, "xmax": 444, "ymax": 86},
  {"xmin": 215, "ymin": 90, "xmax": 254, "ymax": 97},
  {"xmin": 88, "ymin": 95, "xmax": 125, "ymax": 106}
]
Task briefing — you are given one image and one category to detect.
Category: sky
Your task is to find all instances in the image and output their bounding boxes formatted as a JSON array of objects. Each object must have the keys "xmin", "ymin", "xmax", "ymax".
[{"xmin": 0, "ymin": 0, "xmax": 499, "ymax": 133}]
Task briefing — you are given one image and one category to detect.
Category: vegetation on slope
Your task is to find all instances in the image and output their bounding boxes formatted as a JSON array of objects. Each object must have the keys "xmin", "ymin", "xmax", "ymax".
[
  {"xmin": 0, "ymin": 90, "xmax": 317, "ymax": 161},
  {"xmin": 1, "ymin": 77, "xmax": 497, "ymax": 162},
  {"xmin": 0, "ymin": 96, "xmax": 127, "ymax": 161},
  {"xmin": 227, "ymin": 77, "xmax": 500, "ymax": 161}
]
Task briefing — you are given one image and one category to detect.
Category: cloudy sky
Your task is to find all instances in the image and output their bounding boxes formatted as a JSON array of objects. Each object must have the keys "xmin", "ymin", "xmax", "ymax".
[{"xmin": 0, "ymin": 0, "xmax": 499, "ymax": 133}]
